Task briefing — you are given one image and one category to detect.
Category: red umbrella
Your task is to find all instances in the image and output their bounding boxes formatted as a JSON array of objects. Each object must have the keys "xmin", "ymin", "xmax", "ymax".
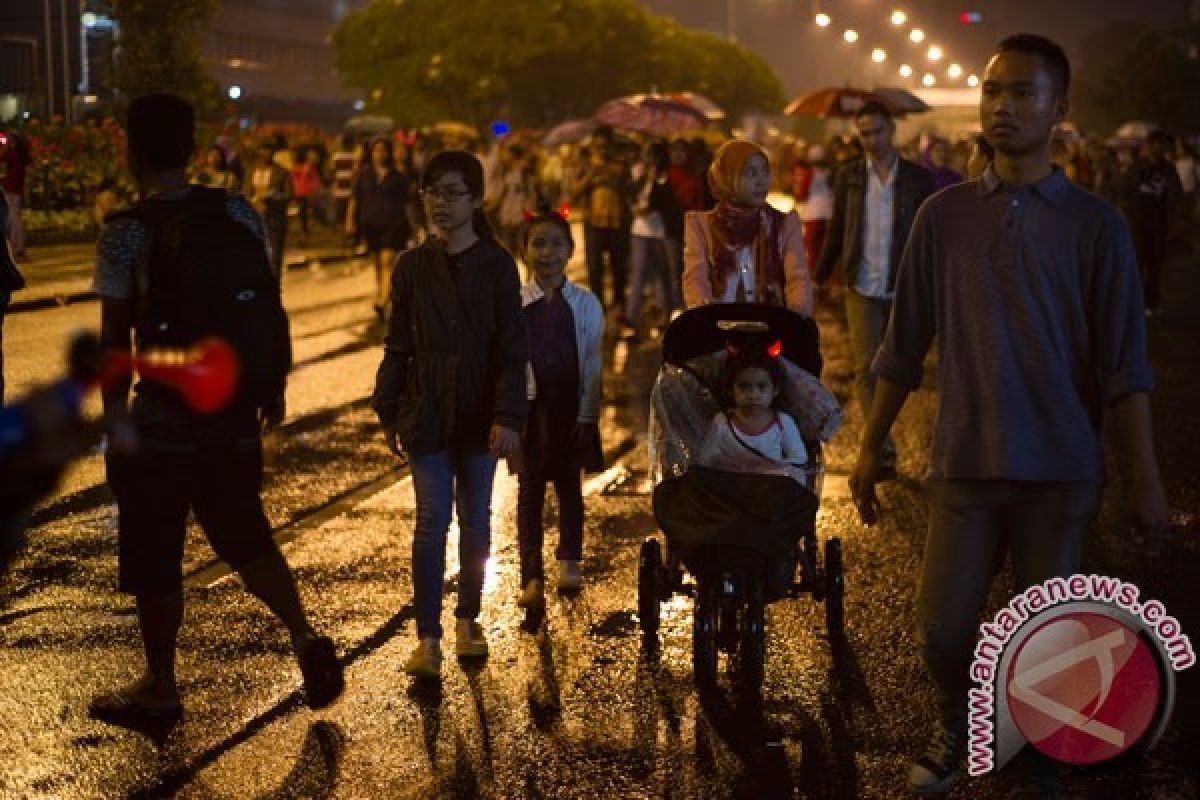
[
  {"xmin": 871, "ymin": 87, "xmax": 931, "ymax": 116},
  {"xmin": 594, "ymin": 94, "xmax": 712, "ymax": 135},
  {"xmin": 784, "ymin": 88, "xmax": 894, "ymax": 119}
]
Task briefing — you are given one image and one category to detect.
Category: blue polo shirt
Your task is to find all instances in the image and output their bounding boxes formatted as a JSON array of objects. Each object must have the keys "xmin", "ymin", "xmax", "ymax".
[{"xmin": 872, "ymin": 167, "xmax": 1152, "ymax": 482}]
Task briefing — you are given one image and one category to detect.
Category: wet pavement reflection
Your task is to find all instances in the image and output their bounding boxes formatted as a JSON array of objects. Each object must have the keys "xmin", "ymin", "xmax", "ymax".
[{"xmin": 1, "ymin": 251, "xmax": 1198, "ymax": 799}]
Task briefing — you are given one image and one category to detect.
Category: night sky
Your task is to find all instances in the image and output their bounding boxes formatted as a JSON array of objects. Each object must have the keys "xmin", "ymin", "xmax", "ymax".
[{"xmin": 641, "ymin": 0, "xmax": 1193, "ymax": 94}]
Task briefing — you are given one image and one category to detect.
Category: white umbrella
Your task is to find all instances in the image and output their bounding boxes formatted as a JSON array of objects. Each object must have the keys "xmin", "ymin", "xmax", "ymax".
[
  {"xmin": 543, "ymin": 118, "xmax": 597, "ymax": 146},
  {"xmin": 344, "ymin": 114, "xmax": 395, "ymax": 136},
  {"xmin": 1114, "ymin": 120, "xmax": 1160, "ymax": 141}
]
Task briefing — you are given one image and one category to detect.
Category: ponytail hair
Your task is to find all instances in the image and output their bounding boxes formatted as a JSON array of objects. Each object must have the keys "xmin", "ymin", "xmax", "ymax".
[{"xmin": 421, "ymin": 149, "xmax": 494, "ymax": 241}]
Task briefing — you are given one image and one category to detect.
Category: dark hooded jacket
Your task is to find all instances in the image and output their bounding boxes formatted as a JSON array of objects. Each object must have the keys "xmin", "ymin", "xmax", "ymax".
[{"xmin": 372, "ymin": 236, "xmax": 528, "ymax": 455}]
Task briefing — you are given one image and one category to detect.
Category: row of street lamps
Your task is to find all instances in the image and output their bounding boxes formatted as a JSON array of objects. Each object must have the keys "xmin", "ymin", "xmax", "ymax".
[{"xmin": 814, "ymin": 7, "xmax": 980, "ymax": 89}]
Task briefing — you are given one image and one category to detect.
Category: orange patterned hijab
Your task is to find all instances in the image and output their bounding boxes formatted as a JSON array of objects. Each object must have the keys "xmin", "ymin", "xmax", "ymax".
[{"xmin": 706, "ymin": 140, "xmax": 785, "ymax": 304}]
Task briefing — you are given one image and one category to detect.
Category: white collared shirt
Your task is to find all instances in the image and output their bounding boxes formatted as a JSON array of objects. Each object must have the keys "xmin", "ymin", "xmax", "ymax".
[{"xmin": 854, "ymin": 157, "xmax": 897, "ymax": 298}]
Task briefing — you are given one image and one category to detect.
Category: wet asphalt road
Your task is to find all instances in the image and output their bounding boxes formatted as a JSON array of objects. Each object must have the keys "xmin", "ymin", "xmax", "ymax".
[{"xmin": 0, "ymin": 237, "xmax": 1198, "ymax": 799}]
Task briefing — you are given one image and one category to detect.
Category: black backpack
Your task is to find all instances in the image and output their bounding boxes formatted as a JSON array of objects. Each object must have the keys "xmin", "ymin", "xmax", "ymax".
[{"xmin": 118, "ymin": 187, "xmax": 291, "ymax": 413}]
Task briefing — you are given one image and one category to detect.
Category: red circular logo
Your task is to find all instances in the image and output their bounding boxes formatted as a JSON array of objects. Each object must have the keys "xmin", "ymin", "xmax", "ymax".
[{"xmin": 1005, "ymin": 612, "xmax": 1162, "ymax": 765}]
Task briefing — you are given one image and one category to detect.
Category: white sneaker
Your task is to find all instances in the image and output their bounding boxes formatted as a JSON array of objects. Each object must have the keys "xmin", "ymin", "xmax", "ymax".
[
  {"xmin": 557, "ymin": 560, "xmax": 582, "ymax": 592},
  {"xmin": 517, "ymin": 579, "xmax": 545, "ymax": 610},
  {"xmin": 403, "ymin": 638, "xmax": 442, "ymax": 678},
  {"xmin": 455, "ymin": 619, "xmax": 489, "ymax": 658},
  {"xmin": 909, "ymin": 725, "xmax": 965, "ymax": 795}
]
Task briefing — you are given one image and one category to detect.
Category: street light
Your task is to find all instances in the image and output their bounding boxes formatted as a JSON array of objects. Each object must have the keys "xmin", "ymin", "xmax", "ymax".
[
  {"xmin": 899, "ymin": 64, "xmax": 913, "ymax": 77},
  {"xmin": 923, "ymin": 73, "xmax": 936, "ymax": 87},
  {"xmin": 843, "ymin": 29, "xmax": 859, "ymax": 44},
  {"xmin": 909, "ymin": 28, "xmax": 925, "ymax": 44},
  {"xmin": 228, "ymin": 85, "xmax": 243, "ymax": 100},
  {"xmin": 815, "ymin": 12, "xmax": 831, "ymax": 27},
  {"xmin": 927, "ymin": 45, "xmax": 944, "ymax": 61},
  {"xmin": 891, "ymin": 10, "xmax": 907, "ymax": 26},
  {"xmin": 872, "ymin": 48, "xmax": 887, "ymax": 63},
  {"xmin": 967, "ymin": 74, "xmax": 980, "ymax": 87},
  {"xmin": 948, "ymin": 63, "xmax": 963, "ymax": 79}
]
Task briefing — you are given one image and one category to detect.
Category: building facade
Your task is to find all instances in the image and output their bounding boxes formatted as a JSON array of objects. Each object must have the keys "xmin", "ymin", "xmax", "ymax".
[
  {"xmin": 0, "ymin": 0, "xmax": 84, "ymax": 125},
  {"xmin": 205, "ymin": 0, "xmax": 368, "ymax": 126},
  {"xmin": 0, "ymin": 0, "xmax": 365, "ymax": 128}
]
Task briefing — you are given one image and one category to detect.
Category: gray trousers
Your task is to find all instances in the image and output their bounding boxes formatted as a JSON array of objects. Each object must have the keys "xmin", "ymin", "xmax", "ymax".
[
  {"xmin": 915, "ymin": 479, "xmax": 1102, "ymax": 738},
  {"xmin": 844, "ymin": 289, "xmax": 896, "ymax": 464}
]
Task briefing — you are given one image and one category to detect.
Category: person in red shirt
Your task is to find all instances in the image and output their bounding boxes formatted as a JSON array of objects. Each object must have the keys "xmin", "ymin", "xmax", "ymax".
[
  {"xmin": 666, "ymin": 139, "xmax": 704, "ymax": 212},
  {"xmin": 1, "ymin": 132, "xmax": 31, "ymax": 257},
  {"xmin": 291, "ymin": 147, "xmax": 324, "ymax": 241}
]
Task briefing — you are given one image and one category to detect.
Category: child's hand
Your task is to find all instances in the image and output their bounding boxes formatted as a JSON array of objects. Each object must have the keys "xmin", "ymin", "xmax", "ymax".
[
  {"xmin": 488, "ymin": 424, "xmax": 521, "ymax": 459},
  {"xmin": 381, "ymin": 424, "xmax": 405, "ymax": 460}
]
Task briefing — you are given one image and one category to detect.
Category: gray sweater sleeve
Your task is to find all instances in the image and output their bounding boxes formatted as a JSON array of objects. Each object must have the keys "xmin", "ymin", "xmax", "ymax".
[
  {"xmin": 1090, "ymin": 211, "xmax": 1153, "ymax": 404},
  {"xmin": 871, "ymin": 203, "xmax": 936, "ymax": 390}
]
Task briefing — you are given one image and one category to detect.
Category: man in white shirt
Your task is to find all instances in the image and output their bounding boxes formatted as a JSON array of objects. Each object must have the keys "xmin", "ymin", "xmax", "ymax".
[{"xmin": 814, "ymin": 102, "xmax": 933, "ymax": 477}]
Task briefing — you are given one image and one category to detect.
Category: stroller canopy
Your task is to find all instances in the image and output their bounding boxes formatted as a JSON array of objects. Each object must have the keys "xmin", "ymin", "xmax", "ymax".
[{"xmin": 662, "ymin": 303, "xmax": 823, "ymax": 378}]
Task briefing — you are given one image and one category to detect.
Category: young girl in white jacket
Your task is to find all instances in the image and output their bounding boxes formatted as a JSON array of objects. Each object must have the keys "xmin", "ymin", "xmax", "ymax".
[{"xmin": 516, "ymin": 211, "xmax": 605, "ymax": 609}]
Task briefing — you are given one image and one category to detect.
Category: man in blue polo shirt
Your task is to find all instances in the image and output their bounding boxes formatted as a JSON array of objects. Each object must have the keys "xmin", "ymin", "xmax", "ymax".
[{"xmin": 848, "ymin": 34, "xmax": 1170, "ymax": 798}]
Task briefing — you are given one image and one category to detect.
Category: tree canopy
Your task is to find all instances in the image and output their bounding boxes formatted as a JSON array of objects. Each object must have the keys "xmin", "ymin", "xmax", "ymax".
[
  {"xmin": 95, "ymin": 0, "xmax": 221, "ymax": 115},
  {"xmin": 1073, "ymin": 22, "xmax": 1200, "ymax": 135},
  {"xmin": 331, "ymin": 0, "xmax": 786, "ymax": 129}
]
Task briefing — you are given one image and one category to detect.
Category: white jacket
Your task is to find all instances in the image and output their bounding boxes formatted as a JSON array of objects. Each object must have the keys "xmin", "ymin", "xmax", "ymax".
[{"xmin": 520, "ymin": 278, "xmax": 605, "ymax": 424}]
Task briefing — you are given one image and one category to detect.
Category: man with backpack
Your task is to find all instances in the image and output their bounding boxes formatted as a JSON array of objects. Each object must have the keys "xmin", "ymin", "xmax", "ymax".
[{"xmin": 90, "ymin": 94, "xmax": 342, "ymax": 725}]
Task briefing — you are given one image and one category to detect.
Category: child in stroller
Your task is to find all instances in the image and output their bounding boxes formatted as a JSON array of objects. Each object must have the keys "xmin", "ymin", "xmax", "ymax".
[
  {"xmin": 697, "ymin": 347, "xmax": 808, "ymax": 488},
  {"xmin": 639, "ymin": 303, "xmax": 844, "ymax": 698}
]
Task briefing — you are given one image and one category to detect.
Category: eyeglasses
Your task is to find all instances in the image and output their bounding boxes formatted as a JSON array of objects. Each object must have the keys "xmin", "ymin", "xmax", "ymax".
[{"xmin": 419, "ymin": 186, "xmax": 472, "ymax": 202}]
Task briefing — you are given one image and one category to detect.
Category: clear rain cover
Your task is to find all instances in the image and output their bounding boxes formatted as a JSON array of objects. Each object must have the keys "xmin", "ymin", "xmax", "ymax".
[{"xmin": 647, "ymin": 351, "xmax": 841, "ymax": 488}]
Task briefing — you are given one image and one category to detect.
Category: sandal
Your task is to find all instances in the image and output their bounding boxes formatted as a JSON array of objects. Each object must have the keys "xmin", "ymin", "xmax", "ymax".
[{"xmin": 296, "ymin": 635, "xmax": 345, "ymax": 710}]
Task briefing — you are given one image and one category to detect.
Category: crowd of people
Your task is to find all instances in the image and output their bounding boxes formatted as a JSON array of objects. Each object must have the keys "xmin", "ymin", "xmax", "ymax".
[{"xmin": 0, "ymin": 28, "xmax": 1183, "ymax": 800}]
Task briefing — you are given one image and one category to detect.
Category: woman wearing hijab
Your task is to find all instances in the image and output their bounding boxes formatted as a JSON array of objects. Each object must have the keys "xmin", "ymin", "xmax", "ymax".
[
  {"xmin": 681, "ymin": 140, "xmax": 812, "ymax": 315},
  {"xmin": 922, "ymin": 137, "xmax": 963, "ymax": 192}
]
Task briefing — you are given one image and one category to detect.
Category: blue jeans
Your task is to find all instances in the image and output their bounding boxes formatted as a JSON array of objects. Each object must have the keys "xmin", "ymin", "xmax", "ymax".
[{"xmin": 409, "ymin": 449, "xmax": 498, "ymax": 639}]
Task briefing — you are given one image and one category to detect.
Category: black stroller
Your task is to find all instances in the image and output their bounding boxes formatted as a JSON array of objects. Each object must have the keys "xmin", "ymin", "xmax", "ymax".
[{"xmin": 638, "ymin": 303, "xmax": 845, "ymax": 698}]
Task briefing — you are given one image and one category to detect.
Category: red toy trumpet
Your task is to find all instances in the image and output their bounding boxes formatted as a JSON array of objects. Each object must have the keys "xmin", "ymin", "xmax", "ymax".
[{"xmin": 100, "ymin": 337, "xmax": 241, "ymax": 414}]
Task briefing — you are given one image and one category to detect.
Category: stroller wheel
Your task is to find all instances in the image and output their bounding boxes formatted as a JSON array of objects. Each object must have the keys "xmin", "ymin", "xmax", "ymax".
[
  {"xmin": 737, "ymin": 576, "xmax": 767, "ymax": 700},
  {"xmin": 693, "ymin": 574, "xmax": 719, "ymax": 689},
  {"xmin": 824, "ymin": 538, "xmax": 845, "ymax": 639},
  {"xmin": 638, "ymin": 538, "xmax": 663, "ymax": 638}
]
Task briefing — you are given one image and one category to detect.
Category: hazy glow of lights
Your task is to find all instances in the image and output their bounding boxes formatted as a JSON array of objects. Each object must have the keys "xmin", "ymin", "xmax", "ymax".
[
  {"xmin": 923, "ymin": 73, "xmax": 936, "ymax": 87},
  {"xmin": 967, "ymin": 74, "xmax": 980, "ymax": 87},
  {"xmin": 815, "ymin": 12, "xmax": 831, "ymax": 27},
  {"xmin": 227, "ymin": 85, "xmax": 242, "ymax": 100},
  {"xmin": 872, "ymin": 48, "xmax": 887, "ymax": 63},
  {"xmin": 928, "ymin": 45, "xmax": 944, "ymax": 61},
  {"xmin": 909, "ymin": 28, "xmax": 925, "ymax": 43},
  {"xmin": 948, "ymin": 63, "xmax": 964, "ymax": 78},
  {"xmin": 843, "ymin": 29, "xmax": 859, "ymax": 43},
  {"xmin": 890, "ymin": 10, "xmax": 907, "ymax": 26},
  {"xmin": 899, "ymin": 64, "xmax": 913, "ymax": 77}
]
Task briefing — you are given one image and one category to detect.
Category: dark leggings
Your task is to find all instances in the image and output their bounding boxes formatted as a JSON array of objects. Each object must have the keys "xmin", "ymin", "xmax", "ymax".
[{"xmin": 516, "ymin": 462, "xmax": 584, "ymax": 585}]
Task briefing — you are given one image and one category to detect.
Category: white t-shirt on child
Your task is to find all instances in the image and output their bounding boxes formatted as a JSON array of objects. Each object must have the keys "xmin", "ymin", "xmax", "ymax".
[{"xmin": 698, "ymin": 410, "xmax": 808, "ymax": 483}]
